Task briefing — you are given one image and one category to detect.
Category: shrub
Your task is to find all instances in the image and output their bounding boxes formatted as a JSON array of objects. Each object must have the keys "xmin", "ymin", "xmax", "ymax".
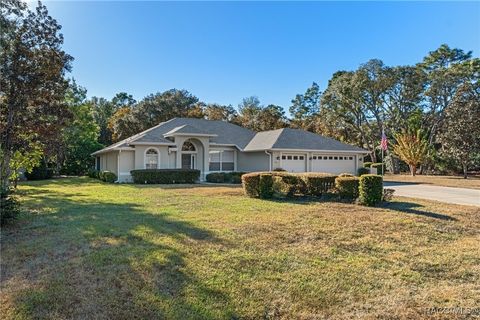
[
  {"xmin": 383, "ymin": 188, "xmax": 395, "ymax": 201},
  {"xmin": 338, "ymin": 173, "xmax": 354, "ymax": 177},
  {"xmin": 25, "ymin": 161, "xmax": 53, "ymax": 180},
  {"xmin": 1, "ymin": 188, "xmax": 20, "ymax": 226},
  {"xmin": 206, "ymin": 172, "xmax": 225, "ymax": 183},
  {"xmin": 302, "ymin": 173, "xmax": 336, "ymax": 197},
  {"xmin": 272, "ymin": 173, "xmax": 307, "ymax": 198},
  {"xmin": 228, "ymin": 172, "xmax": 244, "ymax": 184},
  {"xmin": 371, "ymin": 163, "xmax": 385, "ymax": 175},
  {"xmin": 101, "ymin": 171, "xmax": 117, "ymax": 183},
  {"xmin": 206, "ymin": 172, "xmax": 245, "ymax": 184},
  {"xmin": 130, "ymin": 169, "xmax": 199, "ymax": 184},
  {"xmin": 363, "ymin": 162, "xmax": 373, "ymax": 168},
  {"xmin": 242, "ymin": 172, "xmax": 263, "ymax": 197},
  {"xmin": 258, "ymin": 174, "xmax": 274, "ymax": 199},
  {"xmin": 357, "ymin": 167, "xmax": 370, "ymax": 176},
  {"xmin": 273, "ymin": 167, "xmax": 286, "ymax": 172},
  {"xmin": 359, "ymin": 174, "xmax": 383, "ymax": 206},
  {"xmin": 87, "ymin": 168, "xmax": 99, "ymax": 179},
  {"xmin": 335, "ymin": 176, "xmax": 359, "ymax": 200}
]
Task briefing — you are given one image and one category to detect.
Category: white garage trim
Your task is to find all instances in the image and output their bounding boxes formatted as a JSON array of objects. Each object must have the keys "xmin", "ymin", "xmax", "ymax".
[
  {"xmin": 310, "ymin": 153, "xmax": 356, "ymax": 174},
  {"xmin": 279, "ymin": 152, "xmax": 307, "ymax": 173}
]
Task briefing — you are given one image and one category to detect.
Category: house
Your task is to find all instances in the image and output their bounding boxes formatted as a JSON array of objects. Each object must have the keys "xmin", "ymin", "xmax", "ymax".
[{"xmin": 92, "ymin": 118, "xmax": 368, "ymax": 182}]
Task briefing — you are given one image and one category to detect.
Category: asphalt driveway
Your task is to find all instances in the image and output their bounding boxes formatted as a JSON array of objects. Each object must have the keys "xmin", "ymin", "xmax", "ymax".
[{"xmin": 384, "ymin": 182, "xmax": 480, "ymax": 207}]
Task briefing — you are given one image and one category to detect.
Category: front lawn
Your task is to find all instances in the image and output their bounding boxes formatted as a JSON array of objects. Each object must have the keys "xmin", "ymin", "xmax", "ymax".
[{"xmin": 1, "ymin": 177, "xmax": 479, "ymax": 319}]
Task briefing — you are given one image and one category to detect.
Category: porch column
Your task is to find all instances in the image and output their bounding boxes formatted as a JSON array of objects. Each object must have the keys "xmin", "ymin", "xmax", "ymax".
[{"xmin": 175, "ymin": 137, "xmax": 187, "ymax": 169}]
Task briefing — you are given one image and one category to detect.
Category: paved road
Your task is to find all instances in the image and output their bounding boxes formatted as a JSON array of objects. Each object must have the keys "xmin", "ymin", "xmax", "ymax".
[{"xmin": 384, "ymin": 182, "xmax": 480, "ymax": 207}]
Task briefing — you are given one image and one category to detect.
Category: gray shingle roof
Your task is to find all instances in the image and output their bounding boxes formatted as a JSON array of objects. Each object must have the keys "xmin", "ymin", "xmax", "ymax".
[
  {"xmin": 93, "ymin": 118, "xmax": 366, "ymax": 155},
  {"xmin": 164, "ymin": 124, "xmax": 217, "ymax": 136},
  {"xmin": 132, "ymin": 118, "xmax": 256, "ymax": 148},
  {"xmin": 244, "ymin": 128, "xmax": 365, "ymax": 152}
]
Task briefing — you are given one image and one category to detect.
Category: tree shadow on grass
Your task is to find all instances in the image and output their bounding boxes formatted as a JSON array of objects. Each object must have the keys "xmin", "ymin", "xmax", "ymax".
[
  {"xmin": 382, "ymin": 201, "xmax": 457, "ymax": 221},
  {"xmin": 1, "ymin": 187, "xmax": 237, "ymax": 319}
]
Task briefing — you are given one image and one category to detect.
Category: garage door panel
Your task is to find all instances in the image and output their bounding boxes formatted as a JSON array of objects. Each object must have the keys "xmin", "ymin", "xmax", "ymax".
[
  {"xmin": 311, "ymin": 154, "xmax": 355, "ymax": 174},
  {"xmin": 281, "ymin": 154, "xmax": 306, "ymax": 173}
]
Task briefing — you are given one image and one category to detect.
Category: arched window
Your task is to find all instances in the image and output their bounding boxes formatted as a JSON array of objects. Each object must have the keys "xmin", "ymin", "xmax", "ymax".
[
  {"xmin": 145, "ymin": 148, "xmax": 159, "ymax": 169},
  {"xmin": 182, "ymin": 141, "xmax": 196, "ymax": 151}
]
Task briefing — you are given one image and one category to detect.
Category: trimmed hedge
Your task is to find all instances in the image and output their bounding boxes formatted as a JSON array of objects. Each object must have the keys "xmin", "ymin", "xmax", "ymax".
[
  {"xmin": 131, "ymin": 169, "xmax": 200, "ymax": 184},
  {"xmin": 242, "ymin": 172, "xmax": 336, "ymax": 199},
  {"xmin": 302, "ymin": 173, "xmax": 336, "ymax": 197},
  {"xmin": 359, "ymin": 174, "xmax": 383, "ymax": 206},
  {"xmin": 205, "ymin": 172, "xmax": 245, "ymax": 184},
  {"xmin": 363, "ymin": 162, "xmax": 373, "ymax": 168},
  {"xmin": 371, "ymin": 163, "xmax": 384, "ymax": 175},
  {"xmin": 335, "ymin": 176, "xmax": 359, "ymax": 200},
  {"xmin": 242, "ymin": 172, "xmax": 263, "ymax": 197},
  {"xmin": 258, "ymin": 174, "xmax": 274, "ymax": 198},
  {"xmin": 206, "ymin": 172, "xmax": 226, "ymax": 183},
  {"xmin": 273, "ymin": 173, "xmax": 307, "ymax": 198},
  {"xmin": 357, "ymin": 167, "xmax": 370, "ymax": 176}
]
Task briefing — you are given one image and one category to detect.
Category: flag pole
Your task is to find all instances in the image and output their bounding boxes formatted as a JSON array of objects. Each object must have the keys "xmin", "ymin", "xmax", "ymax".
[{"xmin": 381, "ymin": 126, "xmax": 384, "ymax": 177}]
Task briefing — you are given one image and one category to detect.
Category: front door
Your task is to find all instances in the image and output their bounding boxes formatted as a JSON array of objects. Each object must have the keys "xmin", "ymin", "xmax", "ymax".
[{"xmin": 181, "ymin": 154, "xmax": 195, "ymax": 169}]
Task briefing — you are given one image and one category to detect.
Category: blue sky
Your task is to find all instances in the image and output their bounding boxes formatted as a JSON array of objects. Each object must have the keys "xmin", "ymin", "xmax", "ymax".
[{"xmin": 37, "ymin": 1, "xmax": 480, "ymax": 111}]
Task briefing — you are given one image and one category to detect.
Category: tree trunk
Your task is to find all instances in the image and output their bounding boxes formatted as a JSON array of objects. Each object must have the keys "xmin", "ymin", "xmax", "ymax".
[
  {"xmin": 0, "ymin": 152, "xmax": 12, "ymax": 190},
  {"xmin": 463, "ymin": 163, "xmax": 468, "ymax": 179},
  {"xmin": 410, "ymin": 164, "xmax": 416, "ymax": 176}
]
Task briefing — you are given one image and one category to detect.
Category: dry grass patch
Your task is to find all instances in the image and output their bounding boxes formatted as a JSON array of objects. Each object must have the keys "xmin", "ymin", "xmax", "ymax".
[
  {"xmin": 384, "ymin": 173, "xmax": 480, "ymax": 189},
  {"xmin": 1, "ymin": 177, "xmax": 479, "ymax": 319}
]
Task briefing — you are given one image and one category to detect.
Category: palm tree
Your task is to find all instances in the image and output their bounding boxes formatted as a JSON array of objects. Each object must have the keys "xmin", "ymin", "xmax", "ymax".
[{"xmin": 393, "ymin": 130, "xmax": 429, "ymax": 176}]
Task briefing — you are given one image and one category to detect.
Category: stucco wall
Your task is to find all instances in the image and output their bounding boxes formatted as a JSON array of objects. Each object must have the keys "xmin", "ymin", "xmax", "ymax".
[
  {"xmin": 237, "ymin": 151, "xmax": 270, "ymax": 172},
  {"xmin": 100, "ymin": 151, "xmax": 118, "ymax": 174},
  {"xmin": 118, "ymin": 150, "xmax": 135, "ymax": 182},
  {"xmin": 133, "ymin": 145, "xmax": 174, "ymax": 170}
]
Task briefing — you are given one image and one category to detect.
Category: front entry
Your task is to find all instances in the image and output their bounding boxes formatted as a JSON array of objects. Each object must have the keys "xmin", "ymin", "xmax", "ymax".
[{"xmin": 181, "ymin": 153, "xmax": 196, "ymax": 169}]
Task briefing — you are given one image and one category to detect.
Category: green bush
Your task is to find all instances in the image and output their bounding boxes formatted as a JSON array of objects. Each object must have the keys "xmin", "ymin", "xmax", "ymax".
[
  {"xmin": 359, "ymin": 174, "xmax": 383, "ymax": 206},
  {"xmin": 25, "ymin": 161, "xmax": 53, "ymax": 180},
  {"xmin": 301, "ymin": 173, "xmax": 337, "ymax": 197},
  {"xmin": 87, "ymin": 168, "xmax": 99, "ymax": 179},
  {"xmin": 1, "ymin": 188, "xmax": 20, "ymax": 226},
  {"xmin": 229, "ymin": 173, "xmax": 242, "ymax": 184},
  {"xmin": 130, "ymin": 169, "xmax": 200, "ymax": 184},
  {"xmin": 101, "ymin": 171, "xmax": 117, "ymax": 183},
  {"xmin": 273, "ymin": 168, "xmax": 286, "ymax": 172},
  {"xmin": 272, "ymin": 173, "xmax": 307, "ymax": 198},
  {"xmin": 206, "ymin": 172, "xmax": 225, "ymax": 183},
  {"xmin": 371, "ymin": 163, "xmax": 384, "ymax": 175},
  {"xmin": 258, "ymin": 174, "xmax": 274, "ymax": 199},
  {"xmin": 206, "ymin": 172, "xmax": 245, "ymax": 184},
  {"xmin": 242, "ymin": 172, "xmax": 263, "ymax": 197},
  {"xmin": 335, "ymin": 176, "xmax": 360, "ymax": 200},
  {"xmin": 357, "ymin": 167, "xmax": 370, "ymax": 176},
  {"xmin": 363, "ymin": 162, "xmax": 373, "ymax": 168}
]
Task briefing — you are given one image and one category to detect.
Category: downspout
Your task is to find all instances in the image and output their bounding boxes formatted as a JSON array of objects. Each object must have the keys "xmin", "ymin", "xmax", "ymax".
[
  {"xmin": 265, "ymin": 150, "xmax": 272, "ymax": 171},
  {"xmin": 117, "ymin": 150, "xmax": 121, "ymax": 183}
]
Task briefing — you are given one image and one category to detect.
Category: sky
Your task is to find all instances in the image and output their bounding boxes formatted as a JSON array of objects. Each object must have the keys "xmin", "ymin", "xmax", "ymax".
[{"xmin": 32, "ymin": 1, "xmax": 480, "ymax": 111}]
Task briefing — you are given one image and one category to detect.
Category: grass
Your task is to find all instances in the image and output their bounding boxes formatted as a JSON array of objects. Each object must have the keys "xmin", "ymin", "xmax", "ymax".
[
  {"xmin": 1, "ymin": 177, "xmax": 479, "ymax": 319},
  {"xmin": 384, "ymin": 173, "xmax": 480, "ymax": 190}
]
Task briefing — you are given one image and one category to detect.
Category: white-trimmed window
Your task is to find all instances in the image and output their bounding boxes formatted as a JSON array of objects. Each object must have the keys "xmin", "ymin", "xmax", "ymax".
[
  {"xmin": 145, "ymin": 148, "xmax": 159, "ymax": 169},
  {"xmin": 209, "ymin": 150, "xmax": 234, "ymax": 171}
]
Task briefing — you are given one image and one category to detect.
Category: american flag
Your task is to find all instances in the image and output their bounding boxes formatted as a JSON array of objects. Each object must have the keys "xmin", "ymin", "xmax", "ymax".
[{"xmin": 380, "ymin": 130, "xmax": 388, "ymax": 151}]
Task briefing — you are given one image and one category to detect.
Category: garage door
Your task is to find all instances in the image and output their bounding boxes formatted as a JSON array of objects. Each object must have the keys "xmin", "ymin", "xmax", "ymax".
[
  {"xmin": 281, "ymin": 154, "xmax": 306, "ymax": 172},
  {"xmin": 311, "ymin": 155, "xmax": 355, "ymax": 174}
]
